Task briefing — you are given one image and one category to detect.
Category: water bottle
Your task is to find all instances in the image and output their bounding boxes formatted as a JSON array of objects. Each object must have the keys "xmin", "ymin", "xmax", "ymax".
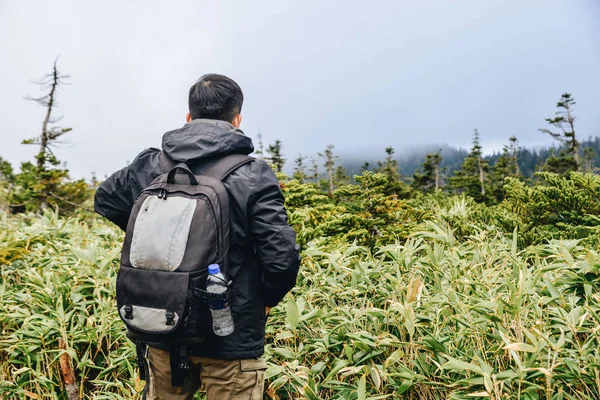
[{"xmin": 206, "ymin": 264, "xmax": 234, "ymax": 336}]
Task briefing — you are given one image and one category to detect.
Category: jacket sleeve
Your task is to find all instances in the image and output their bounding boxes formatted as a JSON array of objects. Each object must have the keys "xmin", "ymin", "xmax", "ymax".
[
  {"xmin": 94, "ymin": 166, "xmax": 134, "ymax": 231},
  {"xmin": 94, "ymin": 148, "xmax": 161, "ymax": 231},
  {"xmin": 248, "ymin": 160, "xmax": 301, "ymax": 307}
]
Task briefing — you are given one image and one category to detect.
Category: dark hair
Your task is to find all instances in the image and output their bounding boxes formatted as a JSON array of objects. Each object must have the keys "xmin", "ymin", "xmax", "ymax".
[{"xmin": 188, "ymin": 74, "xmax": 243, "ymax": 122}]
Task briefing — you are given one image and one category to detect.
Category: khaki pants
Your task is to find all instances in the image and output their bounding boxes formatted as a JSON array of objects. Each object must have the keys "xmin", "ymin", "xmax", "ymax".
[{"xmin": 144, "ymin": 346, "xmax": 267, "ymax": 400}]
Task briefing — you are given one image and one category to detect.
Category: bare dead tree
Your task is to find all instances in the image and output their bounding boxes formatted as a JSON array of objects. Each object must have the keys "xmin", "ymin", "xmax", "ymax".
[{"xmin": 23, "ymin": 58, "xmax": 72, "ymax": 171}]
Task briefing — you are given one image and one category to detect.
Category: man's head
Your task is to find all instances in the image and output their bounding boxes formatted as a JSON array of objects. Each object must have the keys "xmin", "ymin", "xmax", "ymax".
[{"xmin": 187, "ymin": 74, "xmax": 244, "ymax": 127}]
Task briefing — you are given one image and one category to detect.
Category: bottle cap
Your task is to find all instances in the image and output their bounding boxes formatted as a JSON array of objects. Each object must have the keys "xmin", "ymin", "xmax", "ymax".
[{"xmin": 208, "ymin": 264, "xmax": 220, "ymax": 275}]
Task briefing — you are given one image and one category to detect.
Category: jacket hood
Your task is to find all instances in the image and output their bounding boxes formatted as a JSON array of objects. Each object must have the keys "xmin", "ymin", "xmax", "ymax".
[{"xmin": 161, "ymin": 119, "xmax": 254, "ymax": 163}]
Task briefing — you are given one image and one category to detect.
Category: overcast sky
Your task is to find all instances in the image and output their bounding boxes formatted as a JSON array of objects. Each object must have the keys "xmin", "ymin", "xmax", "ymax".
[{"xmin": 1, "ymin": 0, "xmax": 599, "ymax": 178}]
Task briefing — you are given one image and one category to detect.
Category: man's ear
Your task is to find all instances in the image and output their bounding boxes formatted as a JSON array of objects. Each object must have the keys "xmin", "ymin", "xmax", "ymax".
[
  {"xmin": 186, "ymin": 112, "xmax": 192, "ymax": 123},
  {"xmin": 232, "ymin": 114, "xmax": 242, "ymax": 128}
]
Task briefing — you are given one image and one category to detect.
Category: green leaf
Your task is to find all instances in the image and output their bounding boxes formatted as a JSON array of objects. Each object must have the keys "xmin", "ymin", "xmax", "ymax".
[
  {"xmin": 271, "ymin": 347, "xmax": 295, "ymax": 360},
  {"xmin": 404, "ymin": 305, "xmax": 415, "ymax": 337},
  {"xmin": 398, "ymin": 380, "xmax": 413, "ymax": 394},
  {"xmin": 324, "ymin": 359, "xmax": 349, "ymax": 382},
  {"xmin": 299, "ymin": 308, "xmax": 325, "ymax": 322},
  {"xmin": 286, "ymin": 297, "xmax": 299, "ymax": 330},
  {"xmin": 357, "ymin": 375, "xmax": 366, "ymax": 400},
  {"xmin": 441, "ymin": 357, "xmax": 485, "ymax": 375}
]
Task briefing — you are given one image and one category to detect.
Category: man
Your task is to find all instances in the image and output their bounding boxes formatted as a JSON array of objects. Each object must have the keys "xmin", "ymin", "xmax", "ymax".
[{"xmin": 94, "ymin": 74, "xmax": 300, "ymax": 399}]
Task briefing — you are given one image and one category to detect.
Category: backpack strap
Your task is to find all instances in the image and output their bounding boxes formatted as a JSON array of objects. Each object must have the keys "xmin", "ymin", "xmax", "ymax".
[
  {"xmin": 203, "ymin": 154, "xmax": 255, "ymax": 181},
  {"xmin": 159, "ymin": 152, "xmax": 254, "ymax": 180}
]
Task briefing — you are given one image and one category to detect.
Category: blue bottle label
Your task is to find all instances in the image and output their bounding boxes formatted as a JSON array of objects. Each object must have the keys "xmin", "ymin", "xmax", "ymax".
[{"xmin": 210, "ymin": 300, "xmax": 229, "ymax": 310}]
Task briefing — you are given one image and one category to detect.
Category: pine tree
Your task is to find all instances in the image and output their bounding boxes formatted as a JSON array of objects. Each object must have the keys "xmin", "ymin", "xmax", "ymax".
[
  {"xmin": 412, "ymin": 151, "xmax": 442, "ymax": 193},
  {"xmin": 318, "ymin": 145, "xmax": 337, "ymax": 197},
  {"xmin": 22, "ymin": 59, "xmax": 72, "ymax": 172},
  {"xmin": 508, "ymin": 136, "xmax": 520, "ymax": 177},
  {"xmin": 334, "ymin": 165, "xmax": 350, "ymax": 187},
  {"xmin": 0, "ymin": 157, "xmax": 14, "ymax": 183},
  {"xmin": 584, "ymin": 147, "xmax": 596, "ymax": 173},
  {"xmin": 449, "ymin": 130, "xmax": 489, "ymax": 202},
  {"xmin": 488, "ymin": 137, "xmax": 522, "ymax": 204},
  {"xmin": 266, "ymin": 140, "xmax": 286, "ymax": 172},
  {"xmin": 308, "ymin": 157, "xmax": 319, "ymax": 184},
  {"xmin": 540, "ymin": 93, "xmax": 579, "ymax": 173},
  {"xmin": 376, "ymin": 147, "xmax": 411, "ymax": 198},
  {"xmin": 255, "ymin": 131, "xmax": 265, "ymax": 159},
  {"xmin": 293, "ymin": 154, "xmax": 307, "ymax": 183},
  {"xmin": 9, "ymin": 59, "xmax": 91, "ymax": 213}
]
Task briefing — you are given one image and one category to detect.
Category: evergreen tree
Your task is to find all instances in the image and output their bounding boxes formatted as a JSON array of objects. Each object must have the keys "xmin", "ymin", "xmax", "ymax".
[
  {"xmin": 449, "ymin": 130, "xmax": 489, "ymax": 202},
  {"xmin": 22, "ymin": 60, "xmax": 73, "ymax": 173},
  {"xmin": 0, "ymin": 157, "xmax": 14, "ymax": 211},
  {"xmin": 266, "ymin": 139, "xmax": 286, "ymax": 172},
  {"xmin": 318, "ymin": 145, "xmax": 337, "ymax": 197},
  {"xmin": 308, "ymin": 157, "xmax": 319, "ymax": 184},
  {"xmin": 255, "ymin": 131, "xmax": 265, "ymax": 159},
  {"xmin": 412, "ymin": 151, "xmax": 442, "ymax": 193},
  {"xmin": 334, "ymin": 165, "xmax": 350, "ymax": 187},
  {"xmin": 508, "ymin": 136, "xmax": 520, "ymax": 177},
  {"xmin": 293, "ymin": 154, "xmax": 307, "ymax": 183},
  {"xmin": 0, "ymin": 157, "xmax": 14, "ymax": 182},
  {"xmin": 539, "ymin": 93, "xmax": 579, "ymax": 173},
  {"xmin": 583, "ymin": 147, "xmax": 596, "ymax": 173},
  {"xmin": 8, "ymin": 59, "xmax": 91, "ymax": 213},
  {"xmin": 488, "ymin": 137, "xmax": 522, "ymax": 204},
  {"xmin": 376, "ymin": 147, "xmax": 411, "ymax": 198}
]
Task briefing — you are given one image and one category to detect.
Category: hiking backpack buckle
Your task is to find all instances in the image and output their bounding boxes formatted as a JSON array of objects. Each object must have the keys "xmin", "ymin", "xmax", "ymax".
[
  {"xmin": 165, "ymin": 310, "xmax": 175, "ymax": 326},
  {"xmin": 124, "ymin": 305, "xmax": 133, "ymax": 320}
]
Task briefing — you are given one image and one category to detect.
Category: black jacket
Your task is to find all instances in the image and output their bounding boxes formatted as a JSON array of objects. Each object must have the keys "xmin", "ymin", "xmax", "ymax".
[{"xmin": 94, "ymin": 119, "xmax": 300, "ymax": 359}]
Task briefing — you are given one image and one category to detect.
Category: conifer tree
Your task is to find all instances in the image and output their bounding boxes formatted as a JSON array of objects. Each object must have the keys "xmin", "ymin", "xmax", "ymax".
[
  {"xmin": 540, "ymin": 93, "xmax": 579, "ymax": 173},
  {"xmin": 0, "ymin": 157, "xmax": 14, "ymax": 183},
  {"xmin": 508, "ymin": 136, "xmax": 520, "ymax": 177},
  {"xmin": 318, "ymin": 145, "xmax": 337, "ymax": 197},
  {"xmin": 266, "ymin": 139, "xmax": 285, "ymax": 172},
  {"xmin": 308, "ymin": 157, "xmax": 319, "ymax": 184},
  {"xmin": 412, "ymin": 151, "xmax": 442, "ymax": 193},
  {"xmin": 9, "ymin": 59, "xmax": 90, "ymax": 213},
  {"xmin": 22, "ymin": 59, "xmax": 72, "ymax": 172},
  {"xmin": 292, "ymin": 154, "xmax": 307, "ymax": 183},
  {"xmin": 488, "ymin": 137, "xmax": 521, "ymax": 204},
  {"xmin": 376, "ymin": 147, "xmax": 411, "ymax": 198},
  {"xmin": 584, "ymin": 147, "xmax": 596, "ymax": 173},
  {"xmin": 449, "ymin": 130, "xmax": 489, "ymax": 202},
  {"xmin": 255, "ymin": 131, "xmax": 265, "ymax": 159},
  {"xmin": 334, "ymin": 165, "xmax": 350, "ymax": 187}
]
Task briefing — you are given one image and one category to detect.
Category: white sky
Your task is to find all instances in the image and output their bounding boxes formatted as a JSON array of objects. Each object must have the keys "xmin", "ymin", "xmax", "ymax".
[{"xmin": 1, "ymin": 0, "xmax": 599, "ymax": 178}]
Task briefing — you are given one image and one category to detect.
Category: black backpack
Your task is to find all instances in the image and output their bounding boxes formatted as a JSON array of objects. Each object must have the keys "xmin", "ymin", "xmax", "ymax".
[{"xmin": 116, "ymin": 152, "xmax": 253, "ymax": 386}]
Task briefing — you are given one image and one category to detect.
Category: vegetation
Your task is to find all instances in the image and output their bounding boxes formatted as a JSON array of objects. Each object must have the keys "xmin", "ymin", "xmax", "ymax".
[
  {"xmin": 3, "ymin": 60, "xmax": 91, "ymax": 215},
  {"xmin": 540, "ymin": 94, "xmax": 580, "ymax": 174},
  {"xmin": 2, "ymin": 169, "xmax": 600, "ymax": 399},
  {"xmin": 1, "ymin": 86, "xmax": 600, "ymax": 398}
]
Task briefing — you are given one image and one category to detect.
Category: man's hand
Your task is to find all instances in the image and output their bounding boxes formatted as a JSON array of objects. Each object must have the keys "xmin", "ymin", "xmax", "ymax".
[{"xmin": 265, "ymin": 307, "xmax": 272, "ymax": 317}]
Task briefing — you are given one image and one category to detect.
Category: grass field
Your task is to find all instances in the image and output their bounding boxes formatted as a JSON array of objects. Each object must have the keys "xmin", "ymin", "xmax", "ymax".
[{"xmin": 2, "ymin": 186, "xmax": 600, "ymax": 399}]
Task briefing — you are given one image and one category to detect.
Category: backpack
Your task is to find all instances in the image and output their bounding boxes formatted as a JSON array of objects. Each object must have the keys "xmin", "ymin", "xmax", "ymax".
[{"xmin": 115, "ymin": 152, "xmax": 253, "ymax": 386}]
